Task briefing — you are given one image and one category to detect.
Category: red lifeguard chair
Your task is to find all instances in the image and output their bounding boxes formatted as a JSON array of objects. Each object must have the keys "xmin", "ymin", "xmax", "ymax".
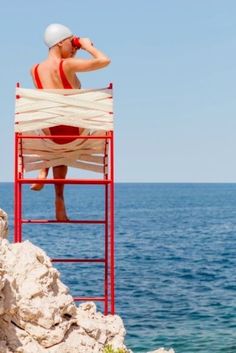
[{"xmin": 14, "ymin": 84, "xmax": 115, "ymax": 314}]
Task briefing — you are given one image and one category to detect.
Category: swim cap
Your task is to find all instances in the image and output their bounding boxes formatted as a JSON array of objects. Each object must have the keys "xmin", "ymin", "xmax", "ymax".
[{"xmin": 44, "ymin": 23, "xmax": 73, "ymax": 48}]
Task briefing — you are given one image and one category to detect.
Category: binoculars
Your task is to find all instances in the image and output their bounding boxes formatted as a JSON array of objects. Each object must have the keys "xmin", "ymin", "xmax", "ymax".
[
  {"xmin": 71, "ymin": 37, "xmax": 81, "ymax": 49},
  {"xmin": 71, "ymin": 37, "xmax": 94, "ymax": 50}
]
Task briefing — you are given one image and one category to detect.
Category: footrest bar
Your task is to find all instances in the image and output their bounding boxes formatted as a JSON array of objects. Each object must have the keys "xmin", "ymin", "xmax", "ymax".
[
  {"xmin": 17, "ymin": 179, "xmax": 112, "ymax": 185},
  {"xmin": 74, "ymin": 297, "xmax": 105, "ymax": 302},
  {"xmin": 22, "ymin": 219, "xmax": 106, "ymax": 224},
  {"xmin": 52, "ymin": 258, "xmax": 105, "ymax": 263}
]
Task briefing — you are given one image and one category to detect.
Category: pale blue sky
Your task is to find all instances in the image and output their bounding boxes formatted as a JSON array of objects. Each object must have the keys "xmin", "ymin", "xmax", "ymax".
[{"xmin": 0, "ymin": 0, "xmax": 236, "ymax": 182}]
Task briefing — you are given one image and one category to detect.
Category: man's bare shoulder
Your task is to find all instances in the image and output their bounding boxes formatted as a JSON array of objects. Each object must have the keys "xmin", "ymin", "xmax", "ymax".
[{"xmin": 30, "ymin": 64, "xmax": 37, "ymax": 74}]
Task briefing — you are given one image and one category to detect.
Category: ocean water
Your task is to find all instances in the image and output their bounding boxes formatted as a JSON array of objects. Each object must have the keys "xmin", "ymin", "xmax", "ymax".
[{"xmin": 1, "ymin": 182, "xmax": 236, "ymax": 353}]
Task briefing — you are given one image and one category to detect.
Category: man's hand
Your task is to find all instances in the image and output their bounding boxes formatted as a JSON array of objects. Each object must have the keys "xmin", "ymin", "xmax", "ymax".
[{"xmin": 79, "ymin": 38, "xmax": 94, "ymax": 50}]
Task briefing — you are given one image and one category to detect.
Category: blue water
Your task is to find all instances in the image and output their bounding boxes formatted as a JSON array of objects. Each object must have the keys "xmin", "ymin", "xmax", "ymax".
[{"xmin": 1, "ymin": 183, "xmax": 236, "ymax": 353}]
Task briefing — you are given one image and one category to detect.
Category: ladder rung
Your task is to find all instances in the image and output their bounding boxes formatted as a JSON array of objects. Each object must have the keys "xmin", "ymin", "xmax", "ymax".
[
  {"xmin": 17, "ymin": 178, "xmax": 112, "ymax": 185},
  {"xmin": 22, "ymin": 219, "xmax": 106, "ymax": 224},
  {"xmin": 52, "ymin": 258, "xmax": 105, "ymax": 263},
  {"xmin": 17, "ymin": 135, "xmax": 111, "ymax": 140},
  {"xmin": 74, "ymin": 297, "xmax": 105, "ymax": 302}
]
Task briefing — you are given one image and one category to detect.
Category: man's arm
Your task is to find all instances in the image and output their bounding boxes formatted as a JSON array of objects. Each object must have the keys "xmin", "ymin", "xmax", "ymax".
[{"xmin": 66, "ymin": 38, "xmax": 111, "ymax": 72}]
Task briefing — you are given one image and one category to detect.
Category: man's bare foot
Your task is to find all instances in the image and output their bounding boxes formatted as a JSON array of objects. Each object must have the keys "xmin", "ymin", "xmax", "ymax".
[
  {"xmin": 30, "ymin": 168, "xmax": 49, "ymax": 191},
  {"xmin": 55, "ymin": 198, "xmax": 69, "ymax": 221},
  {"xmin": 30, "ymin": 183, "xmax": 44, "ymax": 191}
]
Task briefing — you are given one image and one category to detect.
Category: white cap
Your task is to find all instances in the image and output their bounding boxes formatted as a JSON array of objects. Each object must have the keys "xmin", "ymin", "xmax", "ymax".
[{"xmin": 44, "ymin": 23, "xmax": 72, "ymax": 48}]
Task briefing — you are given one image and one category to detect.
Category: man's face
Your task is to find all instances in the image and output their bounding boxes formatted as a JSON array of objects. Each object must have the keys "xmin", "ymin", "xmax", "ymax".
[{"xmin": 60, "ymin": 37, "xmax": 77, "ymax": 58}]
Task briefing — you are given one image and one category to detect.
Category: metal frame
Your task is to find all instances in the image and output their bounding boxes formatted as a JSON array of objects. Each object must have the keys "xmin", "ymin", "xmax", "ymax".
[{"xmin": 14, "ymin": 85, "xmax": 115, "ymax": 314}]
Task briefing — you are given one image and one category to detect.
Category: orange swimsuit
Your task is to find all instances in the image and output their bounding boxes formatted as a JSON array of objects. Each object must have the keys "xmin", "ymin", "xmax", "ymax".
[{"xmin": 34, "ymin": 61, "xmax": 80, "ymax": 144}]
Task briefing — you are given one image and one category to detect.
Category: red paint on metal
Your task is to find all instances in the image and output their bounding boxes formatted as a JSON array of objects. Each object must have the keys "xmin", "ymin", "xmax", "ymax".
[
  {"xmin": 104, "ymin": 184, "xmax": 109, "ymax": 315},
  {"xmin": 14, "ymin": 133, "xmax": 19, "ymax": 242},
  {"xmin": 52, "ymin": 258, "xmax": 105, "ymax": 263},
  {"xmin": 17, "ymin": 179, "xmax": 111, "ymax": 185},
  {"xmin": 22, "ymin": 219, "xmax": 105, "ymax": 224},
  {"xmin": 110, "ymin": 131, "xmax": 115, "ymax": 314},
  {"xmin": 74, "ymin": 297, "xmax": 105, "ymax": 302},
  {"xmin": 18, "ymin": 135, "xmax": 111, "ymax": 140}
]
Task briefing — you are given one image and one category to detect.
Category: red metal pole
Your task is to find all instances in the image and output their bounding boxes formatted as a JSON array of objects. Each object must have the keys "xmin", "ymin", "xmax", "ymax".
[
  {"xmin": 74, "ymin": 297, "xmax": 105, "ymax": 302},
  {"xmin": 19, "ymin": 135, "xmax": 111, "ymax": 140},
  {"xmin": 18, "ymin": 179, "xmax": 111, "ymax": 185},
  {"xmin": 22, "ymin": 219, "xmax": 105, "ymax": 224},
  {"xmin": 110, "ymin": 131, "xmax": 115, "ymax": 314},
  {"xmin": 52, "ymin": 258, "xmax": 105, "ymax": 263},
  {"xmin": 18, "ymin": 134, "xmax": 23, "ymax": 242},
  {"xmin": 14, "ymin": 133, "xmax": 19, "ymax": 242},
  {"xmin": 104, "ymin": 183, "xmax": 109, "ymax": 315},
  {"xmin": 18, "ymin": 178, "xmax": 22, "ymax": 242},
  {"xmin": 14, "ymin": 82, "xmax": 20, "ymax": 242},
  {"xmin": 103, "ymin": 132, "xmax": 109, "ymax": 314}
]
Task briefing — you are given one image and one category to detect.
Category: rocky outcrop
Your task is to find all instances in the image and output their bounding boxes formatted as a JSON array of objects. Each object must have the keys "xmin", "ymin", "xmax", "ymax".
[
  {"xmin": 0, "ymin": 209, "xmax": 175, "ymax": 353},
  {"xmin": 0, "ymin": 239, "xmax": 127, "ymax": 353}
]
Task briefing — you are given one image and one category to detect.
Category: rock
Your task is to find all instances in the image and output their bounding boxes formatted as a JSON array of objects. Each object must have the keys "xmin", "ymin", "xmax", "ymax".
[
  {"xmin": 0, "ymin": 239, "xmax": 128, "ymax": 353},
  {"xmin": 0, "ymin": 209, "xmax": 8, "ymax": 239},
  {"xmin": 0, "ymin": 209, "xmax": 175, "ymax": 353}
]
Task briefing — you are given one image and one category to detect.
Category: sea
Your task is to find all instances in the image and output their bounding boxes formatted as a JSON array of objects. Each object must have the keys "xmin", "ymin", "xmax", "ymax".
[{"xmin": 1, "ymin": 182, "xmax": 236, "ymax": 353}]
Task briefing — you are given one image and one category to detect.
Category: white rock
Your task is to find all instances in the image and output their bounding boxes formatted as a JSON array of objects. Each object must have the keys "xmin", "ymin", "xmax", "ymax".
[
  {"xmin": 0, "ymin": 209, "xmax": 8, "ymax": 239},
  {"xmin": 0, "ymin": 239, "xmax": 128, "ymax": 353},
  {"xmin": 0, "ymin": 209, "xmax": 175, "ymax": 353},
  {"xmin": 0, "ymin": 267, "xmax": 6, "ymax": 315}
]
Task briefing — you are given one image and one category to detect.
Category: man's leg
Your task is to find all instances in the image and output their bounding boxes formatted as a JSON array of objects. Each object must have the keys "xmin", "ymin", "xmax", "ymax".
[
  {"xmin": 30, "ymin": 168, "xmax": 49, "ymax": 191},
  {"xmin": 53, "ymin": 165, "xmax": 68, "ymax": 221},
  {"xmin": 30, "ymin": 128, "xmax": 51, "ymax": 191}
]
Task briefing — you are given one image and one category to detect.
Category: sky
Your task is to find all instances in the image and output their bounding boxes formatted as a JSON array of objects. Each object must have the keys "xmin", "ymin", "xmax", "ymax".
[{"xmin": 0, "ymin": 0, "xmax": 236, "ymax": 182}]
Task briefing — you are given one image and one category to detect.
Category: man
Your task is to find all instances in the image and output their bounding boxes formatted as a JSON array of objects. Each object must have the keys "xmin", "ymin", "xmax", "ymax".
[{"xmin": 31, "ymin": 23, "xmax": 111, "ymax": 221}]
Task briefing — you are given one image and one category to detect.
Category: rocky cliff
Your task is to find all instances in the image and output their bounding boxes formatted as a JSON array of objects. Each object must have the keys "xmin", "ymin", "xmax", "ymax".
[{"xmin": 0, "ymin": 209, "xmax": 174, "ymax": 353}]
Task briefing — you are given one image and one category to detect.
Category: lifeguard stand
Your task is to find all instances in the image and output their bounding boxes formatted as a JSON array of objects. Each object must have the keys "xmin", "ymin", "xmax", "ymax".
[{"xmin": 14, "ymin": 85, "xmax": 115, "ymax": 314}]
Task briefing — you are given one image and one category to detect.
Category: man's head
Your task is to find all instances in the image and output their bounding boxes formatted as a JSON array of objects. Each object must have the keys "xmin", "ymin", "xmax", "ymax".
[
  {"xmin": 44, "ymin": 23, "xmax": 79, "ymax": 58},
  {"xmin": 44, "ymin": 23, "xmax": 73, "ymax": 48}
]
